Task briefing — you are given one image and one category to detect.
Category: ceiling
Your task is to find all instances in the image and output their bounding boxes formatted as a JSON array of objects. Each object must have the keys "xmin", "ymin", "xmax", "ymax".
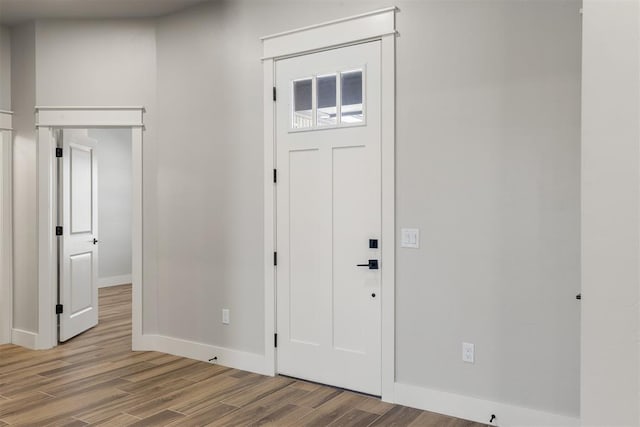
[{"xmin": 0, "ymin": 0, "xmax": 209, "ymax": 25}]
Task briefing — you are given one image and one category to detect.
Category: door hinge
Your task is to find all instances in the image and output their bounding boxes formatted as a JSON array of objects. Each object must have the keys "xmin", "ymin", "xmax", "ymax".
[
  {"xmin": 55, "ymin": 304, "xmax": 63, "ymax": 314},
  {"xmin": 273, "ymin": 169, "xmax": 277, "ymax": 183},
  {"xmin": 55, "ymin": 147, "xmax": 63, "ymax": 158},
  {"xmin": 55, "ymin": 226, "xmax": 63, "ymax": 236},
  {"xmin": 274, "ymin": 251, "xmax": 277, "ymax": 266},
  {"xmin": 274, "ymin": 333, "xmax": 278, "ymax": 348},
  {"xmin": 273, "ymin": 87, "xmax": 277, "ymax": 102}
]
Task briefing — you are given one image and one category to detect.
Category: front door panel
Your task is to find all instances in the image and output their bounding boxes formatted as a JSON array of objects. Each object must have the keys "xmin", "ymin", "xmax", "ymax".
[{"xmin": 276, "ymin": 41, "xmax": 382, "ymax": 395}]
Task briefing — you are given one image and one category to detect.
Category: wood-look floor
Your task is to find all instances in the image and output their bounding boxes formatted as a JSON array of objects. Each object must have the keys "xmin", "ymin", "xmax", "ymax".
[{"xmin": 0, "ymin": 285, "xmax": 485, "ymax": 426}]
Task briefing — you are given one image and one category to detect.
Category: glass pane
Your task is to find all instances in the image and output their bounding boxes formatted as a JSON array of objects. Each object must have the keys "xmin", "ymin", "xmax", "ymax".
[
  {"xmin": 341, "ymin": 70, "xmax": 364, "ymax": 124},
  {"xmin": 292, "ymin": 78, "xmax": 313, "ymax": 129},
  {"xmin": 317, "ymin": 74, "xmax": 337, "ymax": 126}
]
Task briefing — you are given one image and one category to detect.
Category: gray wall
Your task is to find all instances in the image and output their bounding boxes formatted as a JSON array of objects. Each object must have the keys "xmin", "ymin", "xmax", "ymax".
[
  {"xmin": 7, "ymin": 0, "xmax": 582, "ymax": 418},
  {"xmin": 11, "ymin": 22, "xmax": 37, "ymax": 332},
  {"xmin": 394, "ymin": 0, "xmax": 581, "ymax": 416},
  {"xmin": 156, "ymin": 0, "xmax": 581, "ymax": 416},
  {"xmin": 88, "ymin": 128, "xmax": 133, "ymax": 284},
  {"xmin": 581, "ymin": 0, "xmax": 640, "ymax": 425},
  {"xmin": 35, "ymin": 18, "xmax": 159, "ymax": 331},
  {"xmin": 0, "ymin": 26, "xmax": 10, "ymax": 110}
]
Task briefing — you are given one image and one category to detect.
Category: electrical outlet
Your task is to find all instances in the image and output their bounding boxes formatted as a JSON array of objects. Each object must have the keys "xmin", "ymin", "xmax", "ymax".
[
  {"xmin": 462, "ymin": 342, "xmax": 474, "ymax": 363},
  {"xmin": 222, "ymin": 309, "xmax": 230, "ymax": 325}
]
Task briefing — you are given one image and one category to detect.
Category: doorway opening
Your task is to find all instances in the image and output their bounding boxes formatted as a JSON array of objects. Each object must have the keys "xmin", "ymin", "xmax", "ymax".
[
  {"xmin": 55, "ymin": 128, "xmax": 133, "ymax": 342},
  {"xmin": 36, "ymin": 106, "xmax": 144, "ymax": 350}
]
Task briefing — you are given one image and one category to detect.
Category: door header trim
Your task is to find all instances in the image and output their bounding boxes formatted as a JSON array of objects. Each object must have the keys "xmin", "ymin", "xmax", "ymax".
[
  {"xmin": 35, "ymin": 106, "xmax": 144, "ymax": 128},
  {"xmin": 261, "ymin": 7, "xmax": 397, "ymax": 60}
]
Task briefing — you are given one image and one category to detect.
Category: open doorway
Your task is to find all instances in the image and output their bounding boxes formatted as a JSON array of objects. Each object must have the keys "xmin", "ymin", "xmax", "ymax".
[
  {"xmin": 55, "ymin": 128, "xmax": 132, "ymax": 342},
  {"xmin": 36, "ymin": 106, "xmax": 143, "ymax": 350}
]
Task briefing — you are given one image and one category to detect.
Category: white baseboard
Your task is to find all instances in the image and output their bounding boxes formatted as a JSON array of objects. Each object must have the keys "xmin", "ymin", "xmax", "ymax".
[
  {"xmin": 138, "ymin": 334, "xmax": 270, "ymax": 376},
  {"xmin": 98, "ymin": 274, "xmax": 132, "ymax": 288},
  {"xmin": 393, "ymin": 382, "xmax": 579, "ymax": 427},
  {"xmin": 11, "ymin": 328, "xmax": 38, "ymax": 349}
]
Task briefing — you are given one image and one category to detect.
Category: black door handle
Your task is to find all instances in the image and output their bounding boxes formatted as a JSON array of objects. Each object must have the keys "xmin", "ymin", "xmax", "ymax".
[
  {"xmin": 357, "ymin": 259, "xmax": 378, "ymax": 270},
  {"xmin": 93, "ymin": 238, "xmax": 99, "ymax": 245}
]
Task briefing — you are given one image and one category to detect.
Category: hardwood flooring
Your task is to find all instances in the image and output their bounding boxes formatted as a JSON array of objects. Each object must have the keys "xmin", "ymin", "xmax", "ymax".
[{"xmin": 0, "ymin": 285, "xmax": 485, "ymax": 426}]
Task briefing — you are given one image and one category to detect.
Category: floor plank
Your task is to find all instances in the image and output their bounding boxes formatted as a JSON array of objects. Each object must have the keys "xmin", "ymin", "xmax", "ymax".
[{"xmin": 0, "ymin": 284, "xmax": 485, "ymax": 426}]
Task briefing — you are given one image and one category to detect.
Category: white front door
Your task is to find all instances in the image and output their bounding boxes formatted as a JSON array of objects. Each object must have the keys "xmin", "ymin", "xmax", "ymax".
[
  {"xmin": 59, "ymin": 131, "xmax": 99, "ymax": 342},
  {"xmin": 275, "ymin": 41, "xmax": 382, "ymax": 395}
]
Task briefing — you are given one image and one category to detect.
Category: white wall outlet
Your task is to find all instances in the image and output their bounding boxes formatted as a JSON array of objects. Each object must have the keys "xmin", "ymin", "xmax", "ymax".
[
  {"xmin": 462, "ymin": 342, "xmax": 475, "ymax": 363},
  {"xmin": 222, "ymin": 309, "xmax": 230, "ymax": 325},
  {"xmin": 400, "ymin": 228, "xmax": 420, "ymax": 248}
]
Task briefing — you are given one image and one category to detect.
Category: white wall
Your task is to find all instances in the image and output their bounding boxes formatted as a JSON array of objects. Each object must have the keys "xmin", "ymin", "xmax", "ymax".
[
  {"xmin": 88, "ymin": 128, "xmax": 132, "ymax": 287},
  {"xmin": 11, "ymin": 23, "xmax": 37, "ymax": 333},
  {"xmin": 0, "ymin": 26, "xmax": 10, "ymax": 110},
  {"xmin": 581, "ymin": 1, "xmax": 640, "ymax": 425},
  {"xmin": 156, "ymin": 0, "xmax": 582, "ymax": 419}
]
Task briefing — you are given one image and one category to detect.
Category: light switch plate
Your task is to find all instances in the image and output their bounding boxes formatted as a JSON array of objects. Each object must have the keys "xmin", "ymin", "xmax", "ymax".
[
  {"xmin": 462, "ymin": 342, "xmax": 475, "ymax": 363},
  {"xmin": 401, "ymin": 228, "xmax": 420, "ymax": 248},
  {"xmin": 222, "ymin": 309, "xmax": 230, "ymax": 325}
]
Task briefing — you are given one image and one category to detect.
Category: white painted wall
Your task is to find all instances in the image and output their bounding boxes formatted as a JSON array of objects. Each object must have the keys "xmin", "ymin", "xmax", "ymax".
[
  {"xmin": 0, "ymin": 26, "xmax": 10, "ymax": 110},
  {"xmin": 11, "ymin": 23, "xmax": 38, "ymax": 334},
  {"xmin": 156, "ymin": 0, "xmax": 581, "ymax": 419},
  {"xmin": 581, "ymin": 0, "xmax": 640, "ymax": 425},
  {"xmin": 88, "ymin": 128, "xmax": 132, "ymax": 288}
]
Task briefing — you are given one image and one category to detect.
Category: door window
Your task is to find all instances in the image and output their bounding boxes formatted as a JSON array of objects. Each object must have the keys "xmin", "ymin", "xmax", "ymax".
[
  {"xmin": 340, "ymin": 70, "xmax": 364, "ymax": 124},
  {"xmin": 292, "ymin": 78, "xmax": 313, "ymax": 129},
  {"xmin": 290, "ymin": 68, "xmax": 365, "ymax": 131}
]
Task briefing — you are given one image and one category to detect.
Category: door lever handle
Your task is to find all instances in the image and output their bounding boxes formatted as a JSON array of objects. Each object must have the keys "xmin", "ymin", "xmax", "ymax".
[
  {"xmin": 93, "ymin": 238, "xmax": 99, "ymax": 245},
  {"xmin": 357, "ymin": 259, "xmax": 379, "ymax": 270}
]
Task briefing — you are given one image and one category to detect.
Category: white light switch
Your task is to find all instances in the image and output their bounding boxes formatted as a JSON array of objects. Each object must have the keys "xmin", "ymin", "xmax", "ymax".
[
  {"xmin": 462, "ymin": 342, "xmax": 475, "ymax": 363},
  {"xmin": 222, "ymin": 309, "xmax": 230, "ymax": 325},
  {"xmin": 401, "ymin": 228, "xmax": 420, "ymax": 248}
]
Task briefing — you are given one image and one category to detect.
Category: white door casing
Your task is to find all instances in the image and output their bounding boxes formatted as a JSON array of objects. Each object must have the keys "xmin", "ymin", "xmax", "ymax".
[
  {"xmin": 0, "ymin": 111, "xmax": 12, "ymax": 345},
  {"xmin": 276, "ymin": 41, "xmax": 382, "ymax": 395},
  {"xmin": 59, "ymin": 131, "xmax": 99, "ymax": 342},
  {"xmin": 262, "ymin": 7, "xmax": 396, "ymax": 400},
  {"xmin": 35, "ymin": 107, "xmax": 143, "ymax": 351}
]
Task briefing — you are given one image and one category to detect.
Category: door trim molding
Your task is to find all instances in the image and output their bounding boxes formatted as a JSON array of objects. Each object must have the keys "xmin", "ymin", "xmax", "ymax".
[
  {"xmin": 261, "ymin": 7, "xmax": 397, "ymax": 60},
  {"xmin": 35, "ymin": 107, "xmax": 144, "ymax": 349},
  {"xmin": 0, "ymin": 110, "xmax": 13, "ymax": 345},
  {"xmin": 261, "ymin": 8, "xmax": 397, "ymax": 400}
]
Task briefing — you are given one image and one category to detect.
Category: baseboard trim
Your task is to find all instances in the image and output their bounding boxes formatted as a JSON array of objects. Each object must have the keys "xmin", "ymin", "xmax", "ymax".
[
  {"xmin": 98, "ymin": 274, "xmax": 132, "ymax": 288},
  {"xmin": 138, "ymin": 334, "xmax": 270, "ymax": 376},
  {"xmin": 11, "ymin": 328, "xmax": 38, "ymax": 349},
  {"xmin": 393, "ymin": 382, "xmax": 579, "ymax": 427}
]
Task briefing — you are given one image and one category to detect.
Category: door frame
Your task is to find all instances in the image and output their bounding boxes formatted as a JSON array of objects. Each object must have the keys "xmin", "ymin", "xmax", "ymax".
[
  {"xmin": 35, "ymin": 106, "xmax": 144, "ymax": 349},
  {"xmin": 0, "ymin": 110, "xmax": 13, "ymax": 345},
  {"xmin": 261, "ymin": 7, "xmax": 397, "ymax": 401}
]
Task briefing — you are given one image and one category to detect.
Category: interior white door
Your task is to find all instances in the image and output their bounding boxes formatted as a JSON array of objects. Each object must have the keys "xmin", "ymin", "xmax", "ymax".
[
  {"xmin": 276, "ymin": 41, "xmax": 382, "ymax": 395},
  {"xmin": 59, "ymin": 131, "xmax": 99, "ymax": 342}
]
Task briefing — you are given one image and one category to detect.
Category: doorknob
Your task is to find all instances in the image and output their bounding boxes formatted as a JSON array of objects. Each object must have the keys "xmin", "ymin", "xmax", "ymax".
[
  {"xmin": 93, "ymin": 238, "xmax": 99, "ymax": 245},
  {"xmin": 357, "ymin": 259, "xmax": 378, "ymax": 270}
]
